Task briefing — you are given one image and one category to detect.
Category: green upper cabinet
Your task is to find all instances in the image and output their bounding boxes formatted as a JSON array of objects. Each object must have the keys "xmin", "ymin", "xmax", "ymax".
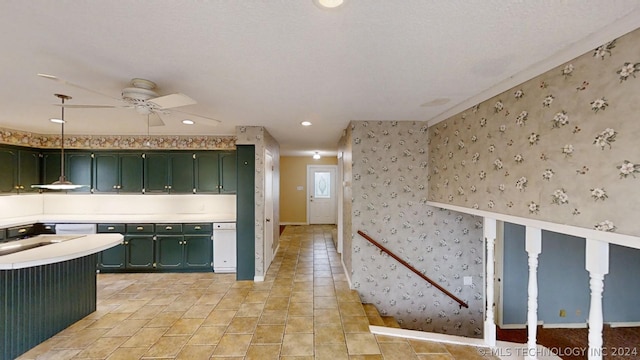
[
  {"xmin": 0, "ymin": 147, "xmax": 40, "ymax": 193},
  {"xmin": 93, "ymin": 152, "xmax": 144, "ymax": 193},
  {"xmin": 194, "ymin": 152, "xmax": 220, "ymax": 193},
  {"xmin": 0, "ymin": 148, "xmax": 17, "ymax": 192},
  {"xmin": 170, "ymin": 153, "xmax": 195, "ymax": 193},
  {"xmin": 41, "ymin": 151, "xmax": 61, "ymax": 185},
  {"xmin": 19, "ymin": 149, "xmax": 41, "ymax": 192},
  {"xmin": 144, "ymin": 152, "xmax": 195, "ymax": 193},
  {"xmin": 194, "ymin": 151, "xmax": 237, "ymax": 194},
  {"xmin": 65, "ymin": 151, "xmax": 92, "ymax": 192},
  {"xmin": 219, "ymin": 151, "xmax": 237, "ymax": 194}
]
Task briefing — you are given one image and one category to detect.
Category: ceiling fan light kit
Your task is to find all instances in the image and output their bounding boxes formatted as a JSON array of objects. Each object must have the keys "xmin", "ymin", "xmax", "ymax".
[{"xmin": 32, "ymin": 94, "xmax": 89, "ymax": 190}]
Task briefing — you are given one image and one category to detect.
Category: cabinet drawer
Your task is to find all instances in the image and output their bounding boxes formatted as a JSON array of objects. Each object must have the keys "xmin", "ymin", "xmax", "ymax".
[
  {"xmin": 156, "ymin": 223, "xmax": 183, "ymax": 234},
  {"xmin": 183, "ymin": 223, "xmax": 212, "ymax": 234},
  {"xmin": 7, "ymin": 224, "xmax": 35, "ymax": 239},
  {"xmin": 126, "ymin": 223, "xmax": 154, "ymax": 234},
  {"xmin": 0, "ymin": 229, "xmax": 5, "ymax": 241},
  {"xmin": 98, "ymin": 224, "xmax": 126, "ymax": 233}
]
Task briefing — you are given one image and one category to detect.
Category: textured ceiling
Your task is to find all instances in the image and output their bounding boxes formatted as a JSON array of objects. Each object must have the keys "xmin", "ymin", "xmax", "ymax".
[{"xmin": 0, "ymin": 1, "xmax": 638, "ymax": 155}]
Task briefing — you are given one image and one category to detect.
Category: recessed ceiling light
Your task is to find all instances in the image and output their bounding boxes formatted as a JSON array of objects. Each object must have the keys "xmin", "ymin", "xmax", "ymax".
[
  {"xmin": 182, "ymin": 119, "xmax": 195, "ymax": 125},
  {"xmin": 50, "ymin": 118, "xmax": 65, "ymax": 124},
  {"xmin": 313, "ymin": 0, "xmax": 344, "ymax": 9},
  {"xmin": 301, "ymin": 121, "xmax": 312, "ymax": 126},
  {"xmin": 313, "ymin": 152, "xmax": 321, "ymax": 160}
]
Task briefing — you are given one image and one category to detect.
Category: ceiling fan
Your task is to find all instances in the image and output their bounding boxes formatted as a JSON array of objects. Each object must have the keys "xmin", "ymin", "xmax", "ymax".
[{"xmin": 37, "ymin": 74, "xmax": 221, "ymax": 127}]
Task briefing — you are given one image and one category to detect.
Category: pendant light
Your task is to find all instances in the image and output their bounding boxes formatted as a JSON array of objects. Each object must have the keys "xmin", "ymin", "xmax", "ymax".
[{"xmin": 32, "ymin": 94, "xmax": 89, "ymax": 190}]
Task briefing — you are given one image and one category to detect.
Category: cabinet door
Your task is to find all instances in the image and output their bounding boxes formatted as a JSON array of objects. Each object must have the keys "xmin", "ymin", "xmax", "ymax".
[
  {"xmin": 98, "ymin": 243, "xmax": 126, "ymax": 270},
  {"xmin": 18, "ymin": 149, "xmax": 40, "ymax": 192},
  {"xmin": 42, "ymin": 151, "xmax": 62, "ymax": 185},
  {"xmin": 219, "ymin": 151, "xmax": 237, "ymax": 194},
  {"xmin": 0, "ymin": 148, "xmax": 17, "ymax": 193},
  {"xmin": 66, "ymin": 152, "xmax": 92, "ymax": 192},
  {"xmin": 156, "ymin": 235, "xmax": 184, "ymax": 269},
  {"xmin": 169, "ymin": 153, "xmax": 194, "ymax": 193},
  {"xmin": 194, "ymin": 152, "xmax": 220, "ymax": 193},
  {"xmin": 93, "ymin": 152, "xmax": 119, "ymax": 192},
  {"xmin": 126, "ymin": 235, "xmax": 155, "ymax": 269},
  {"xmin": 144, "ymin": 153, "xmax": 169, "ymax": 192},
  {"xmin": 184, "ymin": 235, "xmax": 212, "ymax": 269},
  {"xmin": 119, "ymin": 153, "xmax": 144, "ymax": 193}
]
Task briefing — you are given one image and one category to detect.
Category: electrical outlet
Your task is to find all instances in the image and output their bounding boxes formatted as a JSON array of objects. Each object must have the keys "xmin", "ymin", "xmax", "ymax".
[
  {"xmin": 463, "ymin": 276, "xmax": 472, "ymax": 286},
  {"xmin": 559, "ymin": 309, "xmax": 566, "ymax": 317}
]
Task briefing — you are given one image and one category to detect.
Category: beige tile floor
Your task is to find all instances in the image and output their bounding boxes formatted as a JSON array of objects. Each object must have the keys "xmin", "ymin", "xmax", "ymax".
[{"xmin": 18, "ymin": 225, "xmax": 496, "ymax": 360}]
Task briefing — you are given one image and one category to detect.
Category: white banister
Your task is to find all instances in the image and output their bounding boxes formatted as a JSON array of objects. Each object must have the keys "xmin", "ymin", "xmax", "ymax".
[
  {"xmin": 525, "ymin": 226, "xmax": 542, "ymax": 360},
  {"xmin": 484, "ymin": 217, "xmax": 497, "ymax": 347},
  {"xmin": 585, "ymin": 239, "xmax": 609, "ymax": 360}
]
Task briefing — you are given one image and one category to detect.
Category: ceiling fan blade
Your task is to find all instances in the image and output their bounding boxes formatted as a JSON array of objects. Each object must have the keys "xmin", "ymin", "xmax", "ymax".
[
  {"xmin": 149, "ymin": 112, "xmax": 165, "ymax": 127},
  {"xmin": 148, "ymin": 93, "xmax": 196, "ymax": 109},
  {"xmin": 37, "ymin": 73, "xmax": 120, "ymax": 101},
  {"xmin": 171, "ymin": 108, "xmax": 222, "ymax": 125},
  {"xmin": 53, "ymin": 104, "xmax": 116, "ymax": 108}
]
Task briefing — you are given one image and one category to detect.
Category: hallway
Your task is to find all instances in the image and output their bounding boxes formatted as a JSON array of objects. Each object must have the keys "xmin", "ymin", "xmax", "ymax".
[{"xmin": 17, "ymin": 225, "xmax": 495, "ymax": 359}]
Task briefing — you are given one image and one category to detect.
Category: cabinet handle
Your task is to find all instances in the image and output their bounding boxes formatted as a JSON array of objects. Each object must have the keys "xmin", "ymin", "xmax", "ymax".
[
  {"xmin": 19, "ymin": 185, "xmax": 24, "ymax": 190},
  {"xmin": 124, "ymin": 241, "xmax": 128, "ymax": 245},
  {"xmin": 194, "ymin": 226, "xmax": 201, "ymax": 230},
  {"xmin": 167, "ymin": 185, "xmax": 172, "ymax": 189},
  {"xmin": 18, "ymin": 228, "xmax": 27, "ymax": 233},
  {"xmin": 113, "ymin": 185, "xmax": 118, "ymax": 189},
  {"xmin": 107, "ymin": 226, "xmax": 115, "ymax": 230},
  {"xmin": 14, "ymin": 186, "xmax": 20, "ymax": 190},
  {"xmin": 136, "ymin": 226, "xmax": 144, "ymax": 231},
  {"xmin": 165, "ymin": 226, "xmax": 173, "ymax": 230}
]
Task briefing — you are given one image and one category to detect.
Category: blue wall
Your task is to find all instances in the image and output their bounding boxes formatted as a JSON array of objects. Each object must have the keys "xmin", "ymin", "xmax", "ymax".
[{"xmin": 502, "ymin": 223, "xmax": 640, "ymax": 326}]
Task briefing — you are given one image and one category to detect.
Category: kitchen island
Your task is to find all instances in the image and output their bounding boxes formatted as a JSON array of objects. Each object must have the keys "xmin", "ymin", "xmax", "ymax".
[{"xmin": 0, "ymin": 234, "xmax": 123, "ymax": 360}]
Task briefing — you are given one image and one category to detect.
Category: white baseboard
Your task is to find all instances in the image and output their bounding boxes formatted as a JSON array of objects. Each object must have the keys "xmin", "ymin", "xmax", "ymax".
[
  {"xmin": 254, "ymin": 275, "xmax": 264, "ymax": 282},
  {"xmin": 499, "ymin": 324, "xmax": 527, "ymax": 330},
  {"xmin": 369, "ymin": 326, "xmax": 562, "ymax": 360},
  {"xmin": 607, "ymin": 321, "xmax": 640, "ymax": 328},
  {"xmin": 342, "ymin": 257, "xmax": 352, "ymax": 289},
  {"xmin": 542, "ymin": 322, "xmax": 587, "ymax": 329}
]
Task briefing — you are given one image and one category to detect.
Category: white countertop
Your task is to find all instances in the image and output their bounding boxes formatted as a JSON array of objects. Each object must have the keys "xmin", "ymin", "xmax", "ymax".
[
  {"xmin": 0, "ymin": 214, "xmax": 236, "ymax": 228},
  {"xmin": 0, "ymin": 234, "xmax": 123, "ymax": 270}
]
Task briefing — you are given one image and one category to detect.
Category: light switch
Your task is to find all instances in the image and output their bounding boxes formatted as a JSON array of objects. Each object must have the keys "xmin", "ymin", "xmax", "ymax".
[
  {"xmin": 296, "ymin": 186, "xmax": 304, "ymax": 191},
  {"xmin": 463, "ymin": 276, "xmax": 472, "ymax": 286}
]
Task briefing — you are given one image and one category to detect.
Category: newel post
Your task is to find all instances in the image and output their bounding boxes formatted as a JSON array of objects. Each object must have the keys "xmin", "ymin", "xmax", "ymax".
[
  {"xmin": 525, "ymin": 226, "xmax": 542, "ymax": 360},
  {"xmin": 484, "ymin": 217, "xmax": 497, "ymax": 347},
  {"xmin": 585, "ymin": 239, "xmax": 609, "ymax": 360}
]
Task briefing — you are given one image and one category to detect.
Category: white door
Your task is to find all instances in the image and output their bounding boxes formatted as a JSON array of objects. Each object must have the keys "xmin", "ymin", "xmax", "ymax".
[
  {"xmin": 264, "ymin": 151, "xmax": 274, "ymax": 272},
  {"xmin": 307, "ymin": 165, "xmax": 337, "ymax": 224}
]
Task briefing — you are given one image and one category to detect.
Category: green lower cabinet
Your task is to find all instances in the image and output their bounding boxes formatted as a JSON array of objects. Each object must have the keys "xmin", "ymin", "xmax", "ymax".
[
  {"xmin": 97, "ymin": 224, "xmax": 126, "ymax": 271},
  {"xmin": 126, "ymin": 235, "xmax": 155, "ymax": 269},
  {"xmin": 184, "ymin": 235, "xmax": 213, "ymax": 269},
  {"xmin": 98, "ymin": 243, "xmax": 126, "ymax": 269},
  {"xmin": 156, "ymin": 235, "xmax": 185, "ymax": 269}
]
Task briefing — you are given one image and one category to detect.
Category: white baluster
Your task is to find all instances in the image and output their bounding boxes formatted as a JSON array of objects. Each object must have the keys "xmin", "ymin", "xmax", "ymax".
[
  {"xmin": 484, "ymin": 217, "xmax": 497, "ymax": 347},
  {"xmin": 586, "ymin": 239, "xmax": 609, "ymax": 360},
  {"xmin": 525, "ymin": 227, "xmax": 542, "ymax": 360}
]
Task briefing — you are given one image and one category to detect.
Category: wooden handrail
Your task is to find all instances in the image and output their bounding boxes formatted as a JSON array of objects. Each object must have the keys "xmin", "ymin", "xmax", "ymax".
[{"xmin": 357, "ymin": 230, "xmax": 469, "ymax": 309}]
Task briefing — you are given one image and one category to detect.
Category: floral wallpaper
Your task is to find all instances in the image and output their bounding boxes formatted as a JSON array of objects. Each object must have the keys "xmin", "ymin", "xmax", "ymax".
[
  {"xmin": 428, "ymin": 28, "xmax": 640, "ymax": 238},
  {"xmin": 348, "ymin": 121, "xmax": 485, "ymax": 338},
  {"xmin": 0, "ymin": 127, "xmax": 236, "ymax": 150},
  {"xmin": 236, "ymin": 126, "xmax": 280, "ymax": 279}
]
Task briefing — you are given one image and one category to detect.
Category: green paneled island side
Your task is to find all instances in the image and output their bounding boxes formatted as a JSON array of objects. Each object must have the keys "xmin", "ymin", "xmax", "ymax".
[{"xmin": 0, "ymin": 234, "xmax": 122, "ymax": 360}]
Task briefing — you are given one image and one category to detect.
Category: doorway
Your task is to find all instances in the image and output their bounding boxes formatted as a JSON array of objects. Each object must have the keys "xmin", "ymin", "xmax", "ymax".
[{"xmin": 307, "ymin": 165, "xmax": 337, "ymax": 224}]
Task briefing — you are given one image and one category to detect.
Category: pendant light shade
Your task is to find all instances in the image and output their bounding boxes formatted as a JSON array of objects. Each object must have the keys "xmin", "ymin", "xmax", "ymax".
[{"xmin": 31, "ymin": 94, "xmax": 89, "ymax": 190}]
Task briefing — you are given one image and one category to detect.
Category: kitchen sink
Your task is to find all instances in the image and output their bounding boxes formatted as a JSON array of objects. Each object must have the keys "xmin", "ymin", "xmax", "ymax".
[{"xmin": 0, "ymin": 235, "xmax": 85, "ymax": 256}]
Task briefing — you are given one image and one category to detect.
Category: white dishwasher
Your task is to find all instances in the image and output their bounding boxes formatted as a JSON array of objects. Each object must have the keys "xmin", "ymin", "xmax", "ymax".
[{"xmin": 213, "ymin": 222, "xmax": 236, "ymax": 273}]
